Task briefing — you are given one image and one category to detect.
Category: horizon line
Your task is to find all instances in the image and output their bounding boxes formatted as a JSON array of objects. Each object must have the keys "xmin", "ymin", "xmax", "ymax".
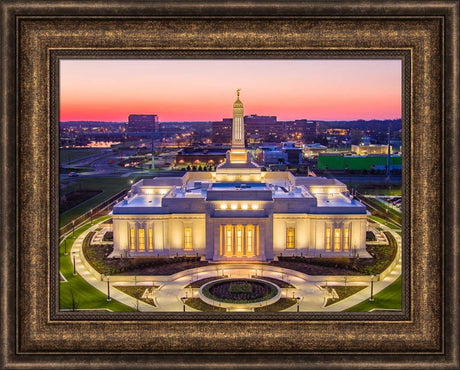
[{"xmin": 60, "ymin": 117, "xmax": 403, "ymax": 123}]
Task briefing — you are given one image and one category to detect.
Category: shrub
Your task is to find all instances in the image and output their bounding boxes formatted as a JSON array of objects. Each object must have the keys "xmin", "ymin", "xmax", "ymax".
[
  {"xmin": 229, "ymin": 282, "xmax": 253, "ymax": 294},
  {"xmin": 366, "ymin": 231, "xmax": 377, "ymax": 241}
]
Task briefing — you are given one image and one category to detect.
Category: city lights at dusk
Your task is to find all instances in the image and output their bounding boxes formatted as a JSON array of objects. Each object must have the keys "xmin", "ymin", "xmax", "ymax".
[{"xmin": 60, "ymin": 59, "xmax": 401, "ymax": 122}]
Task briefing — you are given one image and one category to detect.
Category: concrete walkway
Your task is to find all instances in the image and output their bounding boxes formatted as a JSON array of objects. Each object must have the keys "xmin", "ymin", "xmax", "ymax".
[
  {"xmin": 69, "ymin": 219, "xmax": 402, "ymax": 312},
  {"xmin": 322, "ymin": 222, "xmax": 401, "ymax": 311}
]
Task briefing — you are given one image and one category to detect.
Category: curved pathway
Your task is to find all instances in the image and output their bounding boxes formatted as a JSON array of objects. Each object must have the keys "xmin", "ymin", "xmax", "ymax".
[{"xmin": 69, "ymin": 219, "xmax": 402, "ymax": 312}]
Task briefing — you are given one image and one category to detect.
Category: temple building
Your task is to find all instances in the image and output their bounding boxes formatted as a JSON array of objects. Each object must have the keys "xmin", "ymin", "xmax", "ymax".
[{"xmin": 111, "ymin": 91, "xmax": 369, "ymax": 261}]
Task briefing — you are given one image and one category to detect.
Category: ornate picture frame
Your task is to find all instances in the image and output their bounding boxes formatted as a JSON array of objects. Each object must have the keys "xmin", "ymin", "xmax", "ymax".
[{"xmin": 1, "ymin": 1, "xmax": 458, "ymax": 368}]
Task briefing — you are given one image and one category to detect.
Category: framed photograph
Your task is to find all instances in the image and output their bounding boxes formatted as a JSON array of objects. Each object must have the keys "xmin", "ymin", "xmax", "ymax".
[
  {"xmin": 56, "ymin": 57, "xmax": 405, "ymax": 318},
  {"xmin": 1, "ymin": 1, "xmax": 458, "ymax": 368}
]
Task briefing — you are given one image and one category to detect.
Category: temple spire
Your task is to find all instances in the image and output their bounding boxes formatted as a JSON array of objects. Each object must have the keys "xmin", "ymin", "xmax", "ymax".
[
  {"xmin": 217, "ymin": 90, "xmax": 260, "ymax": 170},
  {"xmin": 231, "ymin": 88, "xmax": 245, "ymax": 150}
]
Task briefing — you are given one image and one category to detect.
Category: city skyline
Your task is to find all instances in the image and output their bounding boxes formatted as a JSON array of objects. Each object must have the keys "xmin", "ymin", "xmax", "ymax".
[{"xmin": 60, "ymin": 59, "xmax": 402, "ymax": 122}]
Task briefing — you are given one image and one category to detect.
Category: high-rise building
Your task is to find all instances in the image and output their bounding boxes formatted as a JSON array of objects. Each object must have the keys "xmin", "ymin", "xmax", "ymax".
[
  {"xmin": 211, "ymin": 119, "xmax": 233, "ymax": 144},
  {"xmin": 212, "ymin": 115, "xmax": 319, "ymax": 145},
  {"xmin": 126, "ymin": 114, "xmax": 159, "ymax": 137},
  {"xmin": 283, "ymin": 119, "xmax": 318, "ymax": 143},
  {"xmin": 212, "ymin": 115, "xmax": 282, "ymax": 144},
  {"xmin": 244, "ymin": 114, "xmax": 282, "ymax": 143}
]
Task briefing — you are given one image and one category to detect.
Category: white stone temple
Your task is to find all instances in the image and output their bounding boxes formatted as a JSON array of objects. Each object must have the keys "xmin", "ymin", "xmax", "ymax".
[{"xmin": 111, "ymin": 91, "xmax": 368, "ymax": 261}]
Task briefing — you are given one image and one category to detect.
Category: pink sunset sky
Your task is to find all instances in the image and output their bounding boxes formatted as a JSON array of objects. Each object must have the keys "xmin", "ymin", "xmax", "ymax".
[{"xmin": 60, "ymin": 59, "xmax": 401, "ymax": 122}]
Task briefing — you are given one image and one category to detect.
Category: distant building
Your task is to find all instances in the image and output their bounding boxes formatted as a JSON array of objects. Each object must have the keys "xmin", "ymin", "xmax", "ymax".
[
  {"xmin": 326, "ymin": 128, "xmax": 349, "ymax": 136},
  {"xmin": 212, "ymin": 115, "xmax": 281, "ymax": 144},
  {"xmin": 304, "ymin": 143, "xmax": 327, "ymax": 157},
  {"xmin": 283, "ymin": 119, "xmax": 318, "ymax": 142},
  {"xmin": 317, "ymin": 153, "xmax": 401, "ymax": 172},
  {"xmin": 211, "ymin": 119, "xmax": 233, "ymax": 144},
  {"xmin": 256, "ymin": 142, "xmax": 304, "ymax": 166},
  {"xmin": 390, "ymin": 138, "xmax": 402, "ymax": 152},
  {"xmin": 244, "ymin": 115, "xmax": 282, "ymax": 143},
  {"xmin": 175, "ymin": 147, "xmax": 228, "ymax": 167},
  {"xmin": 351, "ymin": 144, "xmax": 392, "ymax": 155},
  {"xmin": 127, "ymin": 114, "xmax": 159, "ymax": 138},
  {"xmin": 212, "ymin": 116, "xmax": 317, "ymax": 145},
  {"xmin": 360, "ymin": 136, "xmax": 375, "ymax": 145},
  {"xmin": 212, "ymin": 115, "xmax": 283, "ymax": 144},
  {"xmin": 256, "ymin": 146, "xmax": 287, "ymax": 165},
  {"xmin": 281, "ymin": 142, "xmax": 303, "ymax": 165}
]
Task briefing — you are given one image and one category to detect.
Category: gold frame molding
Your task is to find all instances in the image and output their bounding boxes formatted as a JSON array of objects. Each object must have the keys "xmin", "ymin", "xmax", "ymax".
[{"xmin": 1, "ymin": 1, "xmax": 458, "ymax": 368}]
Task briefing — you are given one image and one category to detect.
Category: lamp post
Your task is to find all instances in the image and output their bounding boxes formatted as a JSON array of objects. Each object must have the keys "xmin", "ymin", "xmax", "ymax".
[
  {"xmin": 181, "ymin": 296, "xmax": 186, "ymax": 312},
  {"xmin": 72, "ymin": 220, "xmax": 75, "ymax": 238},
  {"xmin": 72, "ymin": 252, "xmax": 77, "ymax": 276},
  {"xmin": 296, "ymin": 296, "xmax": 301, "ymax": 312},
  {"xmin": 134, "ymin": 276, "xmax": 138, "ymax": 311},
  {"xmin": 369, "ymin": 274, "xmax": 375, "ymax": 302},
  {"xmin": 64, "ymin": 239, "xmax": 68, "ymax": 256},
  {"xmin": 106, "ymin": 273, "xmax": 111, "ymax": 302},
  {"xmin": 90, "ymin": 209, "xmax": 93, "ymax": 225}
]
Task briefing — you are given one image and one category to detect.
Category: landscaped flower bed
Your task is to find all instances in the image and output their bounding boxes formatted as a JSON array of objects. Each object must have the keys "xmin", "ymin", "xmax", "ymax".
[
  {"xmin": 201, "ymin": 279, "xmax": 278, "ymax": 304},
  {"xmin": 273, "ymin": 237, "xmax": 397, "ymax": 276},
  {"xmin": 82, "ymin": 242, "xmax": 207, "ymax": 275}
]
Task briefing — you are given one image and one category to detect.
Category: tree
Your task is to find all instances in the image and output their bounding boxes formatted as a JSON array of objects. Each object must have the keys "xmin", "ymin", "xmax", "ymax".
[{"xmin": 69, "ymin": 282, "xmax": 79, "ymax": 311}]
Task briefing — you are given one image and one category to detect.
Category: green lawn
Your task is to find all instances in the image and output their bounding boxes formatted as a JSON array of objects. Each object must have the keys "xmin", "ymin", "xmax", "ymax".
[
  {"xmin": 369, "ymin": 215, "xmax": 400, "ymax": 229},
  {"xmin": 359, "ymin": 188, "xmax": 401, "ymax": 196},
  {"xmin": 324, "ymin": 285, "xmax": 367, "ymax": 307},
  {"xmin": 364, "ymin": 196, "xmax": 402, "ymax": 223},
  {"xmin": 60, "ymin": 176, "xmax": 138, "ymax": 227},
  {"xmin": 184, "ymin": 298, "xmax": 226, "ymax": 312},
  {"xmin": 344, "ymin": 276, "xmax": 402, "ymax": 312},
  {"xmin": 60, "ymin": 217, "xmax": 135, "ymax": 312},
  {"xmin": 115, "ymin": 286, "xmax": 157, "ymax": 307},
  {"xmin": 60, "ymin": 148, "xmax": 105, "ymax": 164},
  {"xmin": 255, "ymin": 298, "xmax": 297, "ymax": 312}
]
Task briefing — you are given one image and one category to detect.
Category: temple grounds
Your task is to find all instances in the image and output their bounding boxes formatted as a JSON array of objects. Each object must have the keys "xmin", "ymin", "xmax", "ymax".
[{"xmin": 60, "ymin": 217, "xmax": 401, "ymax": 312}]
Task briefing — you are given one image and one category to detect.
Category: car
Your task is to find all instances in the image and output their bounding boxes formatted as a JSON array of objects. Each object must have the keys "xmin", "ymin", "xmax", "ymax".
[
  {"xmin": 68, "ymin": 171, "xmax": 79, "ymax": 177},
  {"xmin": 393, "ymin": 199, "xmax": 402, "ymax": 205}
]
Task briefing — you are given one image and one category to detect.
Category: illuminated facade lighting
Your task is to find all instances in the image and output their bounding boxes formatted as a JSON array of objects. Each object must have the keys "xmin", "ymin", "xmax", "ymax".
[{"xmin": 112, "ymin": 90, "xmax": 368, "ymax": 262}]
